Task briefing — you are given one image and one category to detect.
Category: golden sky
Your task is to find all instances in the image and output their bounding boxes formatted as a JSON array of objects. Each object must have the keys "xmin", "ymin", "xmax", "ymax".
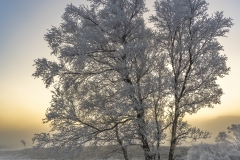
[{"xmin": 0, "ymin": 0, "xmax": 239, "ymax": 148}]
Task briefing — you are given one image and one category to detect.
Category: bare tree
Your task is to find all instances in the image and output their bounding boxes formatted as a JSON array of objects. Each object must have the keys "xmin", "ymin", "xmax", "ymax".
[
  {"xmin": 150, "ymin": 0, "xmax": 233, "ymax": 159},
  {"xmin": 21, "ymin": 140, "xmax": 26, "ymax": 149}
]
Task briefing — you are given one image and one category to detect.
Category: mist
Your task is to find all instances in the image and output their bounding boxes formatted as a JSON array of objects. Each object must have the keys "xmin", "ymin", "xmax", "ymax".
[
  {"xmin": 1, "ymin": 116, "xmax": 239, "ymax": 149},
  {"xmin": 0, "ymin": 123, "xmax": 49, "ymax": 150}
]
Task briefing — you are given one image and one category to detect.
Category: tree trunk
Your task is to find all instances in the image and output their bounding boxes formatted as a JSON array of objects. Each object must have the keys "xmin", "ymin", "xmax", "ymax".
[
  {"xmin": 154, "ymin": 103, "xmax": 161, "ymax": 160},
  {"xmin": 156, "ymin": 138, "xmax": 161, "ymax": 160},
  {"xmin": 168, "ymin": 106, "xmax": 179, "ymax": 160},
  {"xmin": 115, "ymin": 125, "xmax": 129, "ymax": 160},
  {"xmin": 122, "ymin": 147, "xmax": 129, "ymax": 160},
  {"xmin": 137, "ymin": 108, "xmax": 154, "ymax": 160},
  {"xmin": 124, "ymin": 77, "xmax": 153, "ymax": 160},
  {"xmin": 168, "ymin": 121, "xmax": 177, "ymax": 160}
]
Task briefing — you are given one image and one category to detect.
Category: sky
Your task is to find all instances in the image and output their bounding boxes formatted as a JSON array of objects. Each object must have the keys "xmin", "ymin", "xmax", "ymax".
[{"xmin": 0, "ymin": 0, "xmax": 239, "ymax": 148}]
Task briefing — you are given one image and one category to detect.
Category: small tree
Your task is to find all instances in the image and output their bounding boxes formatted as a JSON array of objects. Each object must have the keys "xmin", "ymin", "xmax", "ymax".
[
  {"xmin": 216, "ymin": 124, "xmax": 240, "ymax": 149},
  {"xmin": 186, "ymin": 143, "xmax": 240, "ymax": 160},
  {"xmin": 150, "ymin": 0, "xmax": 233, "ymax": 159},
  {"xmin": 21, "ymin": 140, "xmax": 26, "ymax": 149}
]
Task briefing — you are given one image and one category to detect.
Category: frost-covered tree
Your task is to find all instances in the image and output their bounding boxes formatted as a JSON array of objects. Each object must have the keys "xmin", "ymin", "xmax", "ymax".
[
  {"xmin": 186, "ymin": 143, "xmax": 240, "ymax": 160},
  {"xmin": 33, "ymin": 0, "xmax": 232, "ymax": 159},
  {"xmin": 32, "ymin": 0, "xmax": 170, "ymax": 160},
  {"xmin": 216, "ymin": 124, "xmax": 240, "ymax": 149},
  {"xmin": 150, "ymin": 0, "xmax": 233, "ymax": 159}
]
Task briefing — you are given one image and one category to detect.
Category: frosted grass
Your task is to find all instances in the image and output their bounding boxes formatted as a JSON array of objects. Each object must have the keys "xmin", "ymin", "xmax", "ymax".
[{"xmin": 0, "ymin": 146, "xmax": 189, "ymax": 160}]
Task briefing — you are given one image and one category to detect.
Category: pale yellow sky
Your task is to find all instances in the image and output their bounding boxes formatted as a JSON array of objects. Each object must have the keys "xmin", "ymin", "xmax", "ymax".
[{"xmin": 0, "ymin": 0, "xmax": 239, "ymax": 148}]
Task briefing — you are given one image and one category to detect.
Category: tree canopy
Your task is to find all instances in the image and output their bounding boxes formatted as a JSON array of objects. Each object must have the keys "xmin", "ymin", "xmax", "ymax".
[{"xmin": 32, "ymin": 0, "xmax": 233, "ymax": 160}]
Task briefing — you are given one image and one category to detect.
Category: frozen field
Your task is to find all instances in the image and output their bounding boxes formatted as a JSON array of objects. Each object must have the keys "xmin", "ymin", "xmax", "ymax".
[
  {"xmin": 0, "ymin": 150, "xmax": 50, "ymax": 160},
  {"xmin": 0, "ymin": 149, "xmax": 54, "ymax": 160},
  {"xmin": 0, "ymin": 146, "xmax": 189, "ymax": 160}
]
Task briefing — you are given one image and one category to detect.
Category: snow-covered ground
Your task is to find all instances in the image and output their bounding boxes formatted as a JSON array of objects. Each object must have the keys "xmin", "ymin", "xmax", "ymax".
[
  {"xmin": 0, "ymin": 154, "xmax": 42, "ymax": 160},
  {"xmin": 0, "ymin": 149, "xmax": 124, "ymax": 160},
  {"xmin": 0, "ymin": 149, "xmax": 133, "ymax": 160},
  {"xmin": 0, "ymin": 146, "xmax": 188, "ymax": 160},
  {"xmin": 0, "ymin": 150, "xmax": 54, "ymax": 160}
]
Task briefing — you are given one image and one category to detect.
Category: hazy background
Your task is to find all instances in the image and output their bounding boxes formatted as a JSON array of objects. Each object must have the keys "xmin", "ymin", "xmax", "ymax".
[{"xmin": 0, "ymin": 0, "xmax": 239, "ymax": 149}]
